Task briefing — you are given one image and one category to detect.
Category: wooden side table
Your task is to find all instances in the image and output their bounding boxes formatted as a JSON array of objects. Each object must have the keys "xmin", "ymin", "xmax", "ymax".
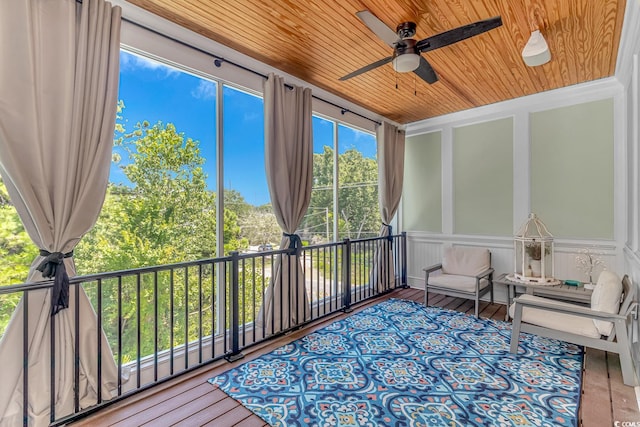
[{"xmin": 495, "ymin": 272, "xmax": 593, "ymax": 320}]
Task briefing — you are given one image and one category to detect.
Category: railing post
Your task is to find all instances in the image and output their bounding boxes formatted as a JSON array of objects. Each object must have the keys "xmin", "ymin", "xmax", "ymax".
[
  {"xmin": 402, "ymin": 232, "xmax": 408, "ymax": 288},
  {"xmin": 342, "ymin": 238, "xmax": 352, "ymax": 312},
  {"xmin": 226, "ymin": 251, "xmax": 244, "ymax": 362}
]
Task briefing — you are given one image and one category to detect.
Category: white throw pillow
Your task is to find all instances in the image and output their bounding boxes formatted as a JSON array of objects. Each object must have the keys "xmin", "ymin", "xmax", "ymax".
[{"xmin": 590, "ymin": 270, "xmax": 622, "ymax": 336}]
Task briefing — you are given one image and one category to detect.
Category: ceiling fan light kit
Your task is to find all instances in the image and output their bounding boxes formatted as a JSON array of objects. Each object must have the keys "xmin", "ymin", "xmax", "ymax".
[
  {"xmin": 393, "ymin": 53, "xmax": 420, "ymax": 72},
  {"xmin": 522, "ymin": 30, "xmax": 551, "ymax": 66}
]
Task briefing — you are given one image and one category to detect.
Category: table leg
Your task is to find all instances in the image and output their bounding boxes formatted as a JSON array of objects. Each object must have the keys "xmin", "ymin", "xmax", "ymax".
[{"xmin": 505, "ymin": 284, "xmax": 513, "ymax": 321}]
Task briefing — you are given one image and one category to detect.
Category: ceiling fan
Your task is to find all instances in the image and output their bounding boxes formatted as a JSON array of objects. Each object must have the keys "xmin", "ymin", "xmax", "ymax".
[{"xmin": 340, "ymin": 11, "xmax": 503, "ymax": 84}]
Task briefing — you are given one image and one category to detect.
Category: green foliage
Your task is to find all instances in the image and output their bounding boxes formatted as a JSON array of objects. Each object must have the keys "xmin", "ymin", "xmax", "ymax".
[
  {"xmin": 0, "ymin": 179, "xmax": 38, "ymax": 335},
  {"xmin": 239, "ymin": 208, "xmax": 281, "ymax": 246},
  {"xmin": 73, "ymin": 118, "xmax": 252, "ymax": 361},
  {"xmin": 0, "ymin": 180, "xmax": 38, "ymax": 285},
  {"xmin": 301, "ymin": 146, "xmax": 381, "ymax": 240},
  {"xmin": 0, "ymin": 105, "xmax": 381, "ymax": 365}
]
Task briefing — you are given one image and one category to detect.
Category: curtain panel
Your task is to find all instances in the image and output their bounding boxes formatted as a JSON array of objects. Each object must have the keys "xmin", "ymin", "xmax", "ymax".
[
  {"xmin": 258, "ymin": 74, "xmax": 313, "ymax": 335},
  {"xmin": 371, "ymin": 122, "xmax": 405, "ymax": 292},
  {"xmin": 0, "ymin": 0, "xmax": 121, "ymax": 424}
]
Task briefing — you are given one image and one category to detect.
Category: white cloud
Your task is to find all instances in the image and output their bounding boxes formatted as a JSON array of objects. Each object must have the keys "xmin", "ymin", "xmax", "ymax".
[
  {"xmin": 120, "ymin": 51, "xmax": 179, "ymax": 77},
  {"xmin": 191, "ymin": 80, "xmax": 217, "ymax": 100}
]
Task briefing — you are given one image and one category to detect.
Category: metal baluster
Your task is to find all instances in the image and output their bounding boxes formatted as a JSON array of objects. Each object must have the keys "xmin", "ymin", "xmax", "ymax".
[
  {"xmin": 154, "ymin": 272, "xmax": 158, "ymax": 382},
  {"xmin": 226, "ymin": 251, "xmax": 243, "ymax": 361},
  {"xmin": 50, "ymin": 290, "xmax": 56, "ymax": 423},
  {"xmin": 343, "ymin": 239, "xmax": 351, "ymax": 311},
  {"xmin": 184, "ymin": 268, "xmax": 189, "ymax": 370},
  {"xmin": 136, "ymin": 274, "xmax": 141, "ymax": 388},
  {"xmin": 74, "ymin": 282, "xmax": 80, "ymax": 412},
  {"xmin": 198, "ymin": 264, "xmax": 203, "ymax": 364},
  {"xmin": 97, "ymin": 279, "xmax": 103, "ymax": 402},
  {"xmin": 23, "ymin": 291, "xmax": 29, "ymax": 426},
  {"xmin": 169, "ymin": 269, "xmax": 174, "ymax": 375},
  {"xmin": 117, "ymin": 277, "xmax": 122, "ymax": 396}
]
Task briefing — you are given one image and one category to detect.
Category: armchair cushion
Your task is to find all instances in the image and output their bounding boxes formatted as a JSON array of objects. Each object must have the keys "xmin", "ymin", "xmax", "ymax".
[
  {"xmin": 442, "ymin": 247, "xmax": 490, "ymax": 277},
  {"xmin": 590, "ymin": 270, "xmax": 622, "ymax": 336},
  {"xmin": 509, "ymin": 294, "xmax": 601, "ymax": 338},
  {"xmin": 428, "ymin": 274, "xmax": 490, "ymax": 293}
]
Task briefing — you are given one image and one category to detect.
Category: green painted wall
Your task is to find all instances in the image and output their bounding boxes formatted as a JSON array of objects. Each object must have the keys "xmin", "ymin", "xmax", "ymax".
[
  {"xmin": 530, "ymin": 98, "xmax": 614, "ymax": 239},
  {"xmin": 403, "ymin": 131, "xmax": 442, "ymax": 232},
  {"xmin": 453, "ymin": 117, "xmax": 513, "ymax": 235}
]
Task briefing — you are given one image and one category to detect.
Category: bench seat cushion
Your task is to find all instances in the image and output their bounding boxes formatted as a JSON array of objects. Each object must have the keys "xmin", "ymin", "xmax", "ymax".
[
  {"xmin": 509, "ymin": 294, "xmax": 601, "ymax": 338},
  {"xmin": 428, "ymin": 273, "xmax": 490, "ymax": 294}
]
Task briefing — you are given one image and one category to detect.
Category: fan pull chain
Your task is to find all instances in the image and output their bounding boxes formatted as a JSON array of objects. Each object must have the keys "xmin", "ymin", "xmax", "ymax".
[
  {"xmin": 395, "ymin": 71, "xmax": 398, "ymax": 90},
  {"xmin": 414, "ymin": 74, "xmax": 417, "ymax": 96}
]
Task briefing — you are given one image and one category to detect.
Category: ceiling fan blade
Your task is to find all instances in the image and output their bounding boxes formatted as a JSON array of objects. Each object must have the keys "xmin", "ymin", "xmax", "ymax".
[
  {"xmin": 356, "ymin": 10, "xmax": 398, "ymax": 47},
  {"xmin": 416, "ymin": 16, "xmax": 502, "ymax": 53},
  {"xmin": 339, "ymin": 56, "xmax": 394, "ymax": 81},
  {"xmin": 413, "ymin": 56, "xmax": 438, "ymax": 84}
]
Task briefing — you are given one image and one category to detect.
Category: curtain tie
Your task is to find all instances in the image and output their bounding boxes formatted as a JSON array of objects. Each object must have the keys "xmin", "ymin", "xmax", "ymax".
[
  {"xmin": 283, "ymin": 233, "xmax": 303, "ymax": 255},
  {"xmin": 382, "ymin": 223, "xmax": 393, "ymax": 242},
  {"xmin": 36, "ymin": 249, "xmax": 73, "ymax": 316}
]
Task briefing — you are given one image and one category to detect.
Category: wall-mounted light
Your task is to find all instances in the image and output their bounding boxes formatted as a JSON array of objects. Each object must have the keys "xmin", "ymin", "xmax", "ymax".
[{"xmin": 522, "ymin": 30, "xmax": 551, "ymax": 67}]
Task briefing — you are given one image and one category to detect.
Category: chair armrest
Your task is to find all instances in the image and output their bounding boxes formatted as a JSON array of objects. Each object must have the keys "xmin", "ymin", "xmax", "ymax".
[
  {"xmin": 423, "ymin": 263, "xmax": 443, "ymax": 274},
  {"xmin": 513, "ymin": 295, "xmax": 627, "ymax": 321},
  {"xmin": 475, "ymin": 267, "xmax": 494, "ymax": 280}
]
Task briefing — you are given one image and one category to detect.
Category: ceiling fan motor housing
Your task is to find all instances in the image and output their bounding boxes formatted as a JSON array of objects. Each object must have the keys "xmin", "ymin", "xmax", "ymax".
[{"xmin": 396, "ymin": 21, "xmax": 416, "ymax": 39}]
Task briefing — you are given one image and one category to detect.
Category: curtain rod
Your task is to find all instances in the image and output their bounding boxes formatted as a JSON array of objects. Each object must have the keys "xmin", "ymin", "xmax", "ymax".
[
  {"xmin": 111, "ymin": 11, "xmax": 382, "ymax": 126},
  {"xmin": 209, "ymin": 55, "xmax": 381, "ymax": 126}
]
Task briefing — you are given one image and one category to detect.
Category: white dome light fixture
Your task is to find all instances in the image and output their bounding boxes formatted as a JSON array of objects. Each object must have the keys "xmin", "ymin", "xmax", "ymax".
[
  {"xmin": 522, "ymin": 30, "xmax": 551, "ymax": 67},
  {"xmin": 393, "ymin": 53, "xmax": 421, "ymax": 73}
]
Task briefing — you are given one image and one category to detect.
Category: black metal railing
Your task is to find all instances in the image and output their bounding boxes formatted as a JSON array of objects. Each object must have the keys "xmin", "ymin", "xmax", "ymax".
[{"xmin": 0, "ymin": 233, "xmax": 406, "ymax": 426}]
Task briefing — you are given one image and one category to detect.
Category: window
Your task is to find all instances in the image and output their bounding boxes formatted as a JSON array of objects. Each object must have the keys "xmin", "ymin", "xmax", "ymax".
[
  {"xmin": 337, "ymin": 124, "xmax": 380, "ymax": 239},
  {"xmin": 299, "ymin": 117, "xmax": 379, "ymax": 241},
  {"xmin": 300, "ymin": 116, "xmax": 335, "ymax": 243},
  {"xmin": 76, "ymin": 50, "xmax": 219, "ymax": 273},
  {"xmin": 223, "ymin": 85, "xmax": 280, "ymax": 254}
]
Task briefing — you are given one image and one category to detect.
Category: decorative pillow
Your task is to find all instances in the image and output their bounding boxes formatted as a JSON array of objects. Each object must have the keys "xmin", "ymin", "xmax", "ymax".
[
  {"xmin": 441, "ymin": 246, "xmax": 490, "ymax": 277},
  {"xmin": 590, "ymin": 270, "xmax": 622, "ymax": 336}
]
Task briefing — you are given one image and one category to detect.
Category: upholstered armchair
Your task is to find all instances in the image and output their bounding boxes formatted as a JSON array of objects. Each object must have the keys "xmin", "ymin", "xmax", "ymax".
[
  {"xmin": 509, "ymin": 271, "xmax": 638, "ymax": 386},
  {"xmin": 424, "ymin": 246, "xmax": 494, "ymax": 317}
]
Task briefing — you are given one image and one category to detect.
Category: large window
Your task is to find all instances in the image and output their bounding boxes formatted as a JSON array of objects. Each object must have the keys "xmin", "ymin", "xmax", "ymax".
[
  {"xmin": 223, "ymin": 85, "xmax": 280, "ymax": 254},
  {"xmin": 300, "ymin": 116, "xmax": 379, "ymax": 242},
  {"xmin": 75, "ymin": 50, "xmax": 220, "ymax": 273},
  {"xmin": 337, "ymin": 124, "xmax": 379, "ymax": 239},
  {"xmin": 0, "ymin": 46, "xmax": 380, "ymax": 339}
]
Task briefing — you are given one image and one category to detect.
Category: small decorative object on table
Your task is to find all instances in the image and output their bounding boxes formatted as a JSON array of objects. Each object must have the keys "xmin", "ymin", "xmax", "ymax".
[
  {"xmin": 575, "ymin": 247, "xmax": 605, "ymax": 290},
  {"xmin": 563, "ymin": 279, "xmax": 581, "ymax": 287},
  {"xmin": 512, "ymin": 213, "xmax": 556, "ymax": 283}
]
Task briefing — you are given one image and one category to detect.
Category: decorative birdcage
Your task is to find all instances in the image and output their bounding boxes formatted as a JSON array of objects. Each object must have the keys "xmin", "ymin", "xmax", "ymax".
[{"xmin": 513, "ymin": 213, "xmax": 555, "ymax": 283}]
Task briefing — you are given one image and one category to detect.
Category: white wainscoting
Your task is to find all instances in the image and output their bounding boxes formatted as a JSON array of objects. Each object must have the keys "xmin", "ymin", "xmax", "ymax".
[{"xmin": 407, "ymin": 231, "xmax": 619, "ymax": 305}]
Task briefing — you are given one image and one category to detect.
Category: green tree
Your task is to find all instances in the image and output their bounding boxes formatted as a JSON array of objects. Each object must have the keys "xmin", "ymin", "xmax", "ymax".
[
  {"xmin": 0, "ymin": 179, "xmax": 38, "ymax": 285},
  {"xmin": 240, "ymin": 208, "xmax": 281, "ymax": 246},
  {"xmin": 0, "ymin": 178, "xmax": 38, "ymax": 335},
  {"xmin": 74, "ymin": 120, "xmax": 248, "ymax": 361},
  {"xmin": 301, "ymin": 146, "xmax": 380, "ymax": 240}
]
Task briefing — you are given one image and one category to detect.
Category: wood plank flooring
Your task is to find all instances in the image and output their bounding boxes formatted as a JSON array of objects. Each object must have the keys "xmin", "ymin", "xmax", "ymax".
[{"xmin": 72, "ymin": 287, "xmax": 639, "ymax": 427}]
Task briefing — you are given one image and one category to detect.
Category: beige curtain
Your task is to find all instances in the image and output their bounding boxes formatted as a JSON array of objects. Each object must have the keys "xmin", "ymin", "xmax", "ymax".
[
  {"xmin": 0, "ymin": 0, "xmax": 121, "ymax": 425},
  {"xmin": 372, "ymin": 122, "xmax": 405, "ymax": 292},
  {"xmin": 258, "ymin": 74, "xmax": 313, "ymax": 335}
]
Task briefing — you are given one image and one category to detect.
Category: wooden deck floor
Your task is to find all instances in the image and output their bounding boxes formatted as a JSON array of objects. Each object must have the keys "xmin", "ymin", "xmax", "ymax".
[{"xmin": 72, "ymin": 287, "xmax": 640, "ymax": 427}]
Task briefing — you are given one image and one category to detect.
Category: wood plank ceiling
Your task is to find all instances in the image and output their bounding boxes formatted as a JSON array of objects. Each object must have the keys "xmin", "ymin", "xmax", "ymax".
[{"xmin": 127, "ymin": 0, "xmax": 625, "ymax": 124}]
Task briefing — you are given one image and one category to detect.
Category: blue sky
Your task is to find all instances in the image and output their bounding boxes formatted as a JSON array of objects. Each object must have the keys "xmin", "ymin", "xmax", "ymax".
[{"xmin": 115, "ymin": 50, "xmax": 375, "ymax": 206}]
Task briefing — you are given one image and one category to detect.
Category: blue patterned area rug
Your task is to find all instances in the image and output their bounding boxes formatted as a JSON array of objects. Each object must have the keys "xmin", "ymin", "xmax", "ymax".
[{"xmin": 209, "ymin": 298, "xmax": 583, "ymax": 426}]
